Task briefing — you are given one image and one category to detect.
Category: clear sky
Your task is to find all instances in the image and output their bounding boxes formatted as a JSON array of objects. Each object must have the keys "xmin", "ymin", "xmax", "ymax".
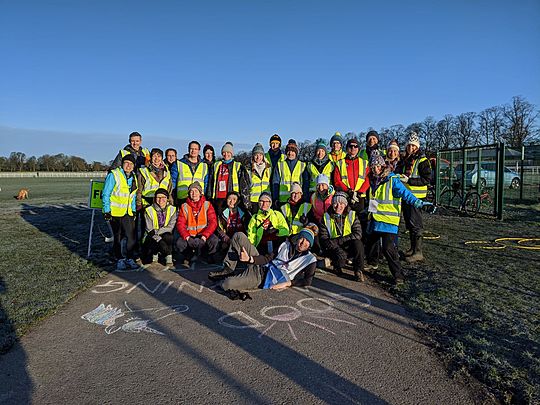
[{"xmin": 1, "ymin": 0, "xmax": 539, "ymax": 162}]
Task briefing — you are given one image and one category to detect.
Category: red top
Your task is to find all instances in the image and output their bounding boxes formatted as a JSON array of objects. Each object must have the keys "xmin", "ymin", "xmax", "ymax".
[
  {"xmin": 333, "ymin": 157, "xmax": 371, "ymax": 194},
  {"xmin": 176, "ymin": 196, "xmax": 217, "ymax": 240},
  {"xmin": 215, "ymin": 163, "xmax": 230, "ymax": 199}
]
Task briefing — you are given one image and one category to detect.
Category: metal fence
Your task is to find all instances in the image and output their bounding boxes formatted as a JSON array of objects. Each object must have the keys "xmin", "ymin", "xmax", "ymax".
[
  {"xmin": 435, "ymin": 143, "xmax": 540, "ymax": 219},
  {"xmin": 0, "ymin": 171, "xmax": 107, "ymax": 178}
]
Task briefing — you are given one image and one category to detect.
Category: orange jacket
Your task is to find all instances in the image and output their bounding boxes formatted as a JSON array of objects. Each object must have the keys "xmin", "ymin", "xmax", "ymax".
[{"xmin": 177, "ymin": 196, "xmax": 217, "ymax": 239}]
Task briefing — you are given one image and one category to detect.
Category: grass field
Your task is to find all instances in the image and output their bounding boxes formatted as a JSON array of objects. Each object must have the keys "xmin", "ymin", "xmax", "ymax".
[{"xmin": 0, "ymin": 177, "xmax": 539, "ymax": 404}]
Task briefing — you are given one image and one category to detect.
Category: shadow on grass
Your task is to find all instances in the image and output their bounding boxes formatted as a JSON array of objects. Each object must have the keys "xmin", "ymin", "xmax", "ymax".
[
  {"xmin": 15, "ymin": 203, "xmax": 393, "ymax": 403},
  {"xmin": 0, "ymin": 276, "xmax": 33, "ymax": 403}
]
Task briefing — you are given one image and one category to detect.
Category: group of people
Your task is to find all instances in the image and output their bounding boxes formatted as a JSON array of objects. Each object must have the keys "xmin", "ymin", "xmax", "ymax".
[{"xmin": 101, "ymin": 130, "xmax": 434, "ymax": 298}]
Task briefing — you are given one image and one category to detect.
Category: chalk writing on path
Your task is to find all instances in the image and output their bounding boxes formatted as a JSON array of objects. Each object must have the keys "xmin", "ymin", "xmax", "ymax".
[
  {"xmin": 91, "ymin": 280, "xmax": 211, "ymax": 295},
  {"xmin": 218, "ymin": 293, "xmax": 371, "ymax": 341},
  {"xmin": 81, "ymin": 301, "xmax": 189, "ymax": 336}
]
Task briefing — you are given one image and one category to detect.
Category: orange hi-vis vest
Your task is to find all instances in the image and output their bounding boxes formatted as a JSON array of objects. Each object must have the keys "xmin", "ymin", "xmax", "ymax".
[{"xmin": 182, "ymin": 200, "xmax": 210, "ymax": 237}]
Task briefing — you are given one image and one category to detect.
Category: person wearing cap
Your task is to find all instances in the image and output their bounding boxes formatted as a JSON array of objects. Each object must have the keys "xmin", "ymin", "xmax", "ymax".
[
  {"xmin": 142, "ymin": 188, "xmax": 177, "ymax": 266},
  {"xmin": 310, "ymin": 174, "xmax": 335, "ymax": 224},
  {"xmin": 307, "ymin": 139, "xmax": 334, "ymax": 192},
  {"xmin": 214, "ymin": 226, "xmax": 318, "ymax": 295},
  {"xmin": 137, "ymin": 148, "xmax": 172, "ymax": 211},
  {"xmin": 247, "ymin": 192, "xmax": 290, "ymax": 255},
  {"xmin": 249, "ymin": 143, "xmax": 272, "ymax": 215},
  {"xmin": 272, "ymin": 139, "xmax": 310, "ymax": 206},
  {"xmin": 176, "ymin": 181, "xmax": 218, "ymax": 263},
  {"xmin": 215, "ymin": 191, "xmax": 248, "ymax": 254},
  {"xmin": 395, "ymin": 132, "xmax": 432, "ymax": 263},
  {"xmin": 385, "ymin": 139, "xmax": 401, "ymax": 172},
  {"xmin": 165, "ymin": 148, "xmax": 178, "ymax": 169},
  {"xmin": 265, "ymin": 134, "xmax": 285, "ymax": 170},
  {"xmin": 171, "ymin": 141, "xmax": 209, "ymax": 206},
  {"xmin": 110, "ymin": 131, "xmax": 150, "ymax": 172},
  {"xmin": 360, "ymin": 130, "xmax": 384, "ymax": 161},
  {"xmin": 319, "ymin": 191, "xmax": 365, "ymax": 281},
  {"xmin": 280, "ymin": 182, "xmax": 312, "ymax": 235},
  {"xmin": 210, "ymin": 142, "xmax": 251, "ymax": 215},
  {"xmin": 102, "ymin": 154, "xmax": 140, "ymax": 270},
  {"xmin": 333, "ymin": 138, "xmax": 370, "ymax": 215},
  {"xmin": 329, "ymin": 132, "xmax": 346, "ymax": 163},
  {"xmin": 364, "ymin": 151, "xmax": 434, "ymax": 284}
]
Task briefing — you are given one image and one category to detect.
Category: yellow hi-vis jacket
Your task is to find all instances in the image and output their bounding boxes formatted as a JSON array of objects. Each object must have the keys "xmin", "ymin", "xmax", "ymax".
[
  {"xmin": 404, "ymin": 157, "xmax": 429, "ymax": 199},
  {"xmin": 121, "ymin": 148, "xmax": 150, "ymax": 162},
  {"xmin": 139, "ymin": 167, "xmax": 171, "ymax": 204},
  {"xmin": 328, "ymin": 150, "xmax": 346, "ymax": 163},
  {"xmin": 336, "ymin": 157, "xmax": 368, "ymax": 191},
  {"xmin": 176, "ymin": 160, "xmax": 208, "ymax": 200},
  {"xmin": 212, "ymin": 161, "xmax": 241, "ymax": 198},
  {"xmin": 250, "ymin": 166, "xmax": 271, "ymax": 203},
  {"xmin": 370, "ymin": 175, "xmax": 401, "ymax": 226},
  {"xmin": 307, "ymin": 161, "xmax": 334, "ymax": 191},
  {"xmin": 109, "ymin": 168, "xmax": 138, "ymax": 217},
  {"xmin": 247, "ymin": 209, "xmax": 290, "ymax": 247},
  {"xmin": 323, "ymin": 210, "xmax": 356, "ymax": 238},
  {"xmin": 281, "ymin": 202, "xmax": 312, "ymax": 235},
  {"xmin": 277, "ymin": 160, "xmax": 306, "ymax": 202},
  {"xmin": 143, "ymin": 205, "xmax": 177, "ymax": 242}
]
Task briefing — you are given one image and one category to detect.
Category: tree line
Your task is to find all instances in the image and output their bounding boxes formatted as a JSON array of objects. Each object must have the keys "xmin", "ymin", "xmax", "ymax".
[{"xmin": 1, "ymin": 95, "xmax": 538, "ymax": 172}]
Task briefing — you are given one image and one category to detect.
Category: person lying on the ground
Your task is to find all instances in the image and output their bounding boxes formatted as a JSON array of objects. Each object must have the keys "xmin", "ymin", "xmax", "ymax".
[
  {"xmin": 176, "ymin": 181, "xmax": 218, "ymax": 263},
  {"xmin": 246, "ymin": 192, "xmax": 289, "ymax": 255},
  {"xmin": 212, "ymin": 227, "xmax": 318, "ymax": 298},
  {"xmin": 318, "ymin": 191, "xmax": 365, "ymax": 282},
  {"xmin": 215, "ymin": 191, "xmax": 247, "ymax": 253},
  {"xmin": 142, "ymin": 188, "xmax": 177, "ymax": 266}
]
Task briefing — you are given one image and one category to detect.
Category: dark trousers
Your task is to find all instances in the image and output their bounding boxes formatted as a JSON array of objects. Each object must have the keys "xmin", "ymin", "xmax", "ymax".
[
  {"xmin": 402, "ymin": 202, "xmax": 423, "ymax": 236},
  {"xmin": 110, "ymin": 215, "xmax": 137, "ymax": 260},
  {"xmin": 176, "ymin": 234, "xmax": 219, "ymax": 257},
  {"xmin": 366, "ymin": 232, "xmax": 403, "ymax": 280},
  {"xmin": 142, "ymin": 232, "xmax": 174, "ymax": 257},
  {"xmin": 323, "ymin": 239, "xmax": 364, "ymax": 271}
]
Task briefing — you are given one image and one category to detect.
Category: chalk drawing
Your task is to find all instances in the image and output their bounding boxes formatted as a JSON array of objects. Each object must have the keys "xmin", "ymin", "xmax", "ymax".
[
  {"xmin": 465, "ymin": 237, "xmax": 540, "ymax": 251},
  {"xmin": 218, "ymin": 293, "xmax": 371, "ymax": 341},
  {"xmin": 90, "ymin": 280, "xmax": 212, "ymax": 296},
  {"xmin": 91, "ymin": 280, "xmax": 130, "ymax": 294},
  {"xmin": 81, "ymin": 301, "xmax": 189, "ymax": 336}
]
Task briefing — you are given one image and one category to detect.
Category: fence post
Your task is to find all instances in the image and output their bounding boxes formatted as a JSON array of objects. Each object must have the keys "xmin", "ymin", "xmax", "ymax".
[
  {"xmin": 461, "ymin": 147, "xmax": 467, "ymax": 197},
  {"xmin": 520, "ymin": 145, "xmax": 525, "ymax": 201},
  {"xmin": 495, "ymin": 142, "xmax": 505, "ymax": 220},
  {"xmin": 435, "ymin": 152, "xmax": 441, "ymax": 204},
  {"xmin": 477, "ymin": 148, "xmax": 482, "ymax": 193}
]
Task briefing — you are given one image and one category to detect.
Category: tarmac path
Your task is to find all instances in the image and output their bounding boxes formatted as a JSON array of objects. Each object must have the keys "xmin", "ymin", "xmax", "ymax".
[{"xmin": 0, "ymin": 263, "xmax": 480, "ymax": 404}]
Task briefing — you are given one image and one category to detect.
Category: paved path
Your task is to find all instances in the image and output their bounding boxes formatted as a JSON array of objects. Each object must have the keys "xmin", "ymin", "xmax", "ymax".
[{"xmin": 0, "ymin": 263, "xmax": 478, "ymax": 404}]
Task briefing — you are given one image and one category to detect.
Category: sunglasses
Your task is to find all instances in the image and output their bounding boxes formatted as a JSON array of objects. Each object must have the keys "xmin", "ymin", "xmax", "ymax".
[{"xmin": 348, "ymin": 144, "xmax": 359, "ymax": 149}]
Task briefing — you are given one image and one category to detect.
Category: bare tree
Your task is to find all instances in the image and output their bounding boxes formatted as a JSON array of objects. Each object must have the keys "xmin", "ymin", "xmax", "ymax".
[
  {"xmin": 478, "ymin": 106, "xmax": 505, "ymax": 144},
  {"xmin": 420, "ymin": 116, "xmax": 438, "ymax": 153},
  {"xmin": 388, "ymin": 124, "xmax": 406, "ymax": 146},
  {"xmin": 8, "ymin": 152, "xmax": 26, "ymax": 172},
  {"xmin": 25, "ymin": 156, "xmax": 38, "ymax": 171},
  {"xmin": 378, "ymin": 127, "xmax": 391, "ymax": 148},
  {"xmin": 435, "ymin": 115, "xmax": 455, "ymax": 150},
  {"xmin": 503, "ymin": 95, "xmax": 540, "ymax": 147},
  {"xmin": 454, "ymin": 112, "xmax": 478, "ymax": 148}
]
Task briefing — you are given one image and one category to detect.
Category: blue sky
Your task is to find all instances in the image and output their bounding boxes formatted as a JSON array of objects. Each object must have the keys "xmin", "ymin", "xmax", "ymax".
[{"xmin": 1, "ymin": 0, "xmax": 539, "ymax": 162}]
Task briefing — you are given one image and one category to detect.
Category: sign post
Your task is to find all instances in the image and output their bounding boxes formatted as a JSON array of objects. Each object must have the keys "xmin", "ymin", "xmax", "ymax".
[{"xmin": 87, "ymin": 180, "xmax": 105, "ymax": 257}]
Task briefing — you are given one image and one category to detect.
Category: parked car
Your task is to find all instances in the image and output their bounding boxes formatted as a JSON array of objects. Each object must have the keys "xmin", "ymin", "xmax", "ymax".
[{"xmin": 455, "ymin": 162, "xmax": 520, "ymax": 189}]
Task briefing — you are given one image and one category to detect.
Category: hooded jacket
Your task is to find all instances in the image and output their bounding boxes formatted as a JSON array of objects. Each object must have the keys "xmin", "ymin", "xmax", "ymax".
[{"xmin": 176, "ymin": 195, "xmax": 217, "ymax": 240}]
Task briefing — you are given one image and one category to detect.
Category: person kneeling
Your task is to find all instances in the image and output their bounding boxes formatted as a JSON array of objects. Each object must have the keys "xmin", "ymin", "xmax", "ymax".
[
  {"xmin": 319, "ymin": 191, "xmax": 365, "ymax": 281},
  {"xmin": 216, "ymin": 227, "xmax": 318, "ymax": 298},
  {"xmin": 176, "ymin": 182, "xmax": 219, "ymax": 263},
  {"xmin": 142, "ymin": 188, "xmax": 177, "ymax": 266}
]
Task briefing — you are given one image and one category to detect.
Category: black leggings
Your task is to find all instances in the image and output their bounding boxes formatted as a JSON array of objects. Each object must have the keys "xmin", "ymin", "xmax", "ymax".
[{"xmin": 110, "ymin": 215, "xmax": 137, "ymax": 260}]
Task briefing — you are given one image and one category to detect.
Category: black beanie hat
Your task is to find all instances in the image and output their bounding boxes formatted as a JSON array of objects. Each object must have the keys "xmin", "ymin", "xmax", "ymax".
[{"xmin": 366, "ymin": 130, "xmax": 380, "ymax": 143}]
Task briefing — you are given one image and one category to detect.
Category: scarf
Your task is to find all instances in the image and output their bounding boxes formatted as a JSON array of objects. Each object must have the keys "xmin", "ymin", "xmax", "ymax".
[{"xmin": 253, "ymin": 161, "xmax": 266, "ymax": 177}]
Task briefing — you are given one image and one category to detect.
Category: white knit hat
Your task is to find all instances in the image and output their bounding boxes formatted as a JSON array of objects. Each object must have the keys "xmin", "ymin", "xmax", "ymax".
[
  {"xmin": 291, "ymin": 182, "xmax": 303, "ymax": 194},
  {"xmin": 407, "ymin": 132, "xmax": 420, "ymax": 149}
]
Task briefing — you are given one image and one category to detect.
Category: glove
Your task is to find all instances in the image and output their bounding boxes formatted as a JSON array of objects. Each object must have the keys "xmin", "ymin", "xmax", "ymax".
[
  {"xmin": 103, "ymin": 212, "xmax": 112, "ymax": 221},
  {"xmin": 299, "ymin": 214, "xmax": 308, "ymax": 226},
  {"xmin": 152, "ymin": 234, "xmax": 162, "ymax": 243},
  {"xmin": 351, "ymin": 191, "xmax": 359, "ymax": 204},
  {"xmin": 347, "ymin": 190, "xmax": 354, "ymax": 199},
  {"xmin": 421, "ymin": 202, "xmax": 437, "ymax": 214},
  {"xmin": 400, "ymin": 175, "xmax": 409, "ymax": 183},
  {"xmin": 266, "ymin": 224, "xmax": 278, "ymax": 235},
  {"xmin": 413, "ymin": 199, "xmax": 423, "ymax": 209},
  {"xmin": 222, "ymin": 234, "xmax": 230, "ymax": 244}
]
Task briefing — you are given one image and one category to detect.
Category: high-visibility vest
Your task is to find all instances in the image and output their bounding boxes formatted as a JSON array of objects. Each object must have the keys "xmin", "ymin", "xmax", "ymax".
[
  {"xmin": 281, "ymin": 202, "xmax": 312, "ymax": 234},
  {"xmin": 307, "ymin": 161, "xmax": 334, "ymax": 191},
  {"xmin": 277, "ymin": 160, "xmax": 306, "ymax": 202},
  {"xmin": 265, "ymin": 151, "xmax": 285, "ymax": 169},
  {"xmin": 120, "ymin": 148, "xmax": 150, "ymax": 162},
  {"xmin": 139, "ymin": 167, "xmax": 171, "ymax": 204},
  {"xmin": 250, "ymin": 167, "xmax": 271, "ymax": 202},
  {"xmin": 212, "ymin": 161, "xmax": 241, "ymax": 198},
  {"xmin": 176, "ymin": 161, "xmax": 208, "ymax": 200},
  {"xmin": 404, "ymin": 157, "xmax": 429, "ymax": 199},
  {"xmin": 247, "ymin": 209, "xmax": 290, "ymax": 247},
  {"xmin": 370, "ymin": 176, "xmax": 401, "ymax": 226},
  {"xmin": 336, "ymin": 157, "xmax": 368, "ymax": 191},
  {"xmin": 181, "ymin": 200, "xmax": 210, "ymax": 237},
  {"xmin": 328, "ymin": 150, "xmax": 346, "ymax": 163},
  {"xmin": 323, "ymin": 211, "xmax": 356, "ymax": 239},
  {"xmin": 146, "ymin": 205, "xmax": 177, "ymax": 230},
  {"xmin": 109, "ymin": 168, "xmax": 138, "ymax": 217}
]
